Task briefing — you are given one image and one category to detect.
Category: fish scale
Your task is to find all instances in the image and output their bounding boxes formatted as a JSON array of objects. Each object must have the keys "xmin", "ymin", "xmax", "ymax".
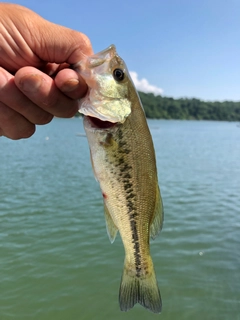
[
  {"xmin": 103, "ymin": 127, "xmax": 142, "ymax": 275},
  {"xmin": 76, "ymin": 45, "xmax": 164, "ymax": 313}
]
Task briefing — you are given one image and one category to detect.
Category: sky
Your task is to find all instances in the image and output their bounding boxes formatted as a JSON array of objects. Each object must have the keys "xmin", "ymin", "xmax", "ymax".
[{"xmin": 5, "ymin": 0, "xmax": 240, "ymax": 101}]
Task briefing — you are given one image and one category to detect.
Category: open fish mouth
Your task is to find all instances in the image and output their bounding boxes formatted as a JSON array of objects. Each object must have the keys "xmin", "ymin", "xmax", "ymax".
[
  {"xmin": 85, "ymin": 115, "xmax": 117, "ymax": 130},
  {"xmin": 76, "ymin": 44, "xmax": 132, "ymax": 124}
]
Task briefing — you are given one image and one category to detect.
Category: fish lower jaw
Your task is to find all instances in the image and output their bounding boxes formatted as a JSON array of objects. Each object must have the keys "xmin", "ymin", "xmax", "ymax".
[{"xmin": 84, "ymin": 115, "xmax": 117, "ymax": 129}]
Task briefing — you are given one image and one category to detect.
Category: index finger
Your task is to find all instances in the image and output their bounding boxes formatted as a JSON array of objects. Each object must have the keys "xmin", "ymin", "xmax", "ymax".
[{"xmin": 54, "ymin": 68, "xmax": 88, "ymax": 100}]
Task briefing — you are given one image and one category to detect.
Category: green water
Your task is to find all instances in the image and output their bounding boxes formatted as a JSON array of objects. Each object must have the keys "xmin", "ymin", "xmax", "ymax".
[{"xmin": 0, "ymin": 118, "xmax": 239, "ymax": 320}]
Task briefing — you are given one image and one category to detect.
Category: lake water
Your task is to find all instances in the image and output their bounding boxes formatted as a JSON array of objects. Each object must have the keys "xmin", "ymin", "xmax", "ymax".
[{"xmin": 0, "ymin": 118, "xmax": 239, "ymax": 320}]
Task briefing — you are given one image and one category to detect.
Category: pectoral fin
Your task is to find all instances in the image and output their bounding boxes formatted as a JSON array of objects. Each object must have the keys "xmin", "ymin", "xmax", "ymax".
[
  {"xmin": 104, "ymin": 202, "xmax": 118, "ymax": 243},
  {"xmin": 90, "ymin": 150, "xmax": 99, "ymax": 182},
  {"xmin": 150, "ymin": 185, "xmax": 164, "ymax": 240}
]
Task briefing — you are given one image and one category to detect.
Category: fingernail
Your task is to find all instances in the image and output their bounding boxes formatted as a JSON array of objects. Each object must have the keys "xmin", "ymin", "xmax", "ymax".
[
  {"xmin": 19, "ymin": 74, "xmax": 42, "ymax": 92},
  {"xmin": 61, "ymin": 79, "xmax": 79, "ymax": 92}
]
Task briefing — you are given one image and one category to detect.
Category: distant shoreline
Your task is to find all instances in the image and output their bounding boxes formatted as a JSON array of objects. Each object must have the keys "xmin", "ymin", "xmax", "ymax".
[{"xmin": 138, "ymin": 92, "xmax": 240, "ymax": 121}]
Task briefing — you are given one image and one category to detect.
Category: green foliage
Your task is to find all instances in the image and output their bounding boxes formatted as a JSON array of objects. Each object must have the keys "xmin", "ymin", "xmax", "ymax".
[{"xmin": 138, "ymin": 92, "xmax": 240, "ymax": 121}]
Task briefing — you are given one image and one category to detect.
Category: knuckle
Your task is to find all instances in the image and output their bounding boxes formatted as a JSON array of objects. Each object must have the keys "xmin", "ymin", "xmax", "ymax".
[
  {"xmin": 20, "ymin": 125, "xmax": 36, "ymax": 139},
  {"xmin": 0, "ymin": 67, "xmax": 10, "ymax": 88},
  {"xmin": 0, "ymin": 103, "xmax": 35, "ymax": 139},
  {"xmin": 62, "ymin": 104, "xmax": 79, "ymax": 118},
  {"xmin": 36, "ymin": 112, "xmax": 53, "ymax": 125},
  {"xmin": 80, "ymin": 33, "xmax": 92, "ymax": 51},
  {"xmin": 70, "ymin": 31, "xmax": 93, "ymax": 57},
  {"xmin": 42, "ymin": 96, "xmax": 58, "ymax": 110},
  {"xmin": 9, "ymin": 125, "xmax": 36, "ymax": 140}
]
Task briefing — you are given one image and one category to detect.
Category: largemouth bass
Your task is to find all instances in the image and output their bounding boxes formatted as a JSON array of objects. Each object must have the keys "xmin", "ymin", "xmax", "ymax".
[{"xmin": 75, "ymin": 45, "xmax": 164, "ymax": 313}]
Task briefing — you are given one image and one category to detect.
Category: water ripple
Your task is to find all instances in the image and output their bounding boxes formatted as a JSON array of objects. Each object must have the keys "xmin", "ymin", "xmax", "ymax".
[{"xmin": 1, "ymin": 119, "xmax": 240, "ymax": 319}]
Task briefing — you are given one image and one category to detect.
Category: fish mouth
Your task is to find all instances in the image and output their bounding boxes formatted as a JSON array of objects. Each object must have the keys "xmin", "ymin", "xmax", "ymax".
[{"xmin": 85, "ymin": 116, "xmax": 117, "ymax": 129}]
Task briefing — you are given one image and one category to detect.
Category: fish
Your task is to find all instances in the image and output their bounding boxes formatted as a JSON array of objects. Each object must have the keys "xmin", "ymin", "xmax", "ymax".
[{"xmin": 75, "ymin": 45, "xmax": 164, "ymax": 313}]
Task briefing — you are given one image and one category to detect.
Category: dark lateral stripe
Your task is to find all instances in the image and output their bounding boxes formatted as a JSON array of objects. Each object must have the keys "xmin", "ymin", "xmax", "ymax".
[
  {"xmin": 125, "ymin": 191, "xmax": 141, "ymax": 277},
  {"xmin": 115, "ymin": 129, "xmax": 142, "ymax": 277},
  {"xmin": 130, "ymin": 218, "xmax": 141, "ymax": 277}
]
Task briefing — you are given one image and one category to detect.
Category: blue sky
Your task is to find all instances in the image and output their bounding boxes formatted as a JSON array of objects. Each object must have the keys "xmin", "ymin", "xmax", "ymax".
[{"xmin": 6, "ymin": 0, "xmax": 240, "ymax": 101}]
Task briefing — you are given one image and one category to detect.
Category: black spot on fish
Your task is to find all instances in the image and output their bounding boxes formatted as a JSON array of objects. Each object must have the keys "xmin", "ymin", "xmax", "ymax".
[
  {"xmin": 118, "ymin": 157, "xmax": 124, "ymax": 165},
  {"xmin": 130, "ymin": 220, "xmax": 138, "ymax": 240},
  {"xmin": 118, "ymin": 129, "xmax": 123, "ymax": 140},
  {"xmin": 130, "ymin": 213, "xmax": 137, "ymax": 219},
  {"xmin": 106, "ymin": 133, "xmax": 113, "ymax": 144},
  {"xmin": 134, "ymin": 241, "xmax": 140, "ymax": 253},
  {"xmin": 126, "ymin": 193, "xmax": 135, "ymax": 200},
  {"xmin": 127, "ymin": 201, "xmax": 135, "ymax": 212},
  {"xmin": 129, "ymin": 219, "xmax": 141, "ymax": 277},
  {"xmin": 100, "ymin": 133, "xmax": 113, "ymax": 147},
  {"xmin": 124, "ymin": 183, "xmax": 133, "ymax": 191},
  {"xmin": 118, "ymin": 140, "xmax": 127, "ymax": 148}
]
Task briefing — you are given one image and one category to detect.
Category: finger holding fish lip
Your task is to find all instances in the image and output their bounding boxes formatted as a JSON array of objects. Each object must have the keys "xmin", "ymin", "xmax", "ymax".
[{"xmin": 54, "ymin": 68, "xmax": 88, "ymax": 100}]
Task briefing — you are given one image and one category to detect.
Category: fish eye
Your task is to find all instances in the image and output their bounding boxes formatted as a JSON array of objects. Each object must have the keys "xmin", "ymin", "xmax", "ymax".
[{"xmin": 113, "ymin": 68, "xmax": 125, "ymax": 82}]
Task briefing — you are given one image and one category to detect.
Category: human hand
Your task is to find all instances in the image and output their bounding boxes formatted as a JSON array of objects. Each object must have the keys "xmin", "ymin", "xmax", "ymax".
[{"xmin": 0, "ymin": 3, "xmax": 93, "ymax": 139}]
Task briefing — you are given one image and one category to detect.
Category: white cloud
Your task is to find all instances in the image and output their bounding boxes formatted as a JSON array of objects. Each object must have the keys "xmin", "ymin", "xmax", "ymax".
[{"xmin": 129, "ymin": 71, "xmax": 163, "ymax": 96}]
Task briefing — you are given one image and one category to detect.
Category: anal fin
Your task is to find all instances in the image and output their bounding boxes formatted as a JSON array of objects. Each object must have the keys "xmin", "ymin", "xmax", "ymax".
[
  {"xmin": 150, "ymin": 185, "xmax": 164, "ymax": 240},
  {"xmin": 104, "ymin": 202, "xmax": 118, "ymax": 243}
]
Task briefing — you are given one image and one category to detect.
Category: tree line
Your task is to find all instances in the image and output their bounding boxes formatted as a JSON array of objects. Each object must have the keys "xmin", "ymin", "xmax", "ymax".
[{"xmin": 138, "ymin": 92, "xmax": 240, "ymax": 121}]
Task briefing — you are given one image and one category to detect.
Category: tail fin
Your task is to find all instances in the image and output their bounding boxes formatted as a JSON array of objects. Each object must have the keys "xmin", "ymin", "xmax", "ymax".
[{"xmin": 119, "ymin": 261, "xmax": 162, "ymax": 313}]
